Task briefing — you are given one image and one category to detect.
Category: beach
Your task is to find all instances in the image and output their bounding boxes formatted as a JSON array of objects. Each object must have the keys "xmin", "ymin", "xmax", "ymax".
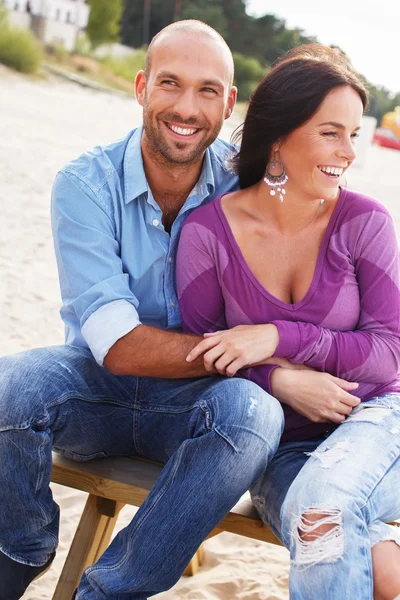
[{"xmin": 0, "ymin": 65, "xmax": 399, "ymax": 599}]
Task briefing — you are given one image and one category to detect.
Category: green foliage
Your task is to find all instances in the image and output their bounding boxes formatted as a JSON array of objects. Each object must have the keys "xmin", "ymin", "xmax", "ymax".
[
  {"xmin": 233, "ymin": 53, "xmax": 266, "ymax": 102},
  {"xmin": 46, "ymin": 42, "xmax": 69, "ymax": 63},
  {"xmin": 100, "ymin": 48, "xmax": 146, "ymax": 82},
  {"xmin": 0, "ymin": 5, "xmax": 8, "ymax": 28},
  {"xmin": 181, "ymin": 2, "xmax": 228, "ymax": 37},
  {"xmin": 119, "ymin": 0, "xmax": 400, "ymax": 117},
  {"xmin": 87, "ymin": 0, "xmax": 124, "ymax": 49},
  {"xmin": 367, "ymin": 84, "xmax": 400, "ymax": 125},
  {"xmin": 0, "ymin": 7, "xmax": 42, "ymax": 74},
  {"xmin": 74, "ymin": 32, "xmax": 93, "ymax": 57}
]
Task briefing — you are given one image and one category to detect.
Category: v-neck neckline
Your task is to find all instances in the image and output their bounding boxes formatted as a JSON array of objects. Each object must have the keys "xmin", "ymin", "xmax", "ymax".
[{"xmin": 215, "ymin": 188, "xmax": 346, "ymax": 311}]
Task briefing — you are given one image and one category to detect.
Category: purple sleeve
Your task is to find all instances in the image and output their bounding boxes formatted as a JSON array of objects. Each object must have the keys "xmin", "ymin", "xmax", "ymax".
[
  {"xmin": 176, "ymin": 219, "xmax": 228, "ymax": 335},
  {"xmin": 273, "ymin": 210, "xmax": 400, "ymax": 383},
  {"xmin": 177, "ymin": 217, "xmax": 279, "ymax": 394}
]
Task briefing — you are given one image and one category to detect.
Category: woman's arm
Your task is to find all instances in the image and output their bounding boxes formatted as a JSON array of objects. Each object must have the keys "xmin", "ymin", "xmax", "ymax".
[
  {"xmin": 272, "ymin": 210, "xmax": 400, "ymax": 383},
  {"xmin": 188, "ymin": 209, "xmax": 400, "ymax": 385}
]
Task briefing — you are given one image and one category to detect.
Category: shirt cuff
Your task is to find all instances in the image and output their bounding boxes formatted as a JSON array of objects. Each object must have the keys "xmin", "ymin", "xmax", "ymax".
[
  {"xmin": 272, "ymin": 320, "xmax": 301, "ymax": 360},
  {"xmin": 81, "ymin": 300, "xmax": 142, "ymax": 366}
]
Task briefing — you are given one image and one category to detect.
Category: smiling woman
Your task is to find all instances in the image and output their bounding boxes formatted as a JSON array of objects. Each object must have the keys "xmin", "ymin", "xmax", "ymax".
[{"xmin": 177, "ymin": 43, "xmax": 400, "ymax": 600}]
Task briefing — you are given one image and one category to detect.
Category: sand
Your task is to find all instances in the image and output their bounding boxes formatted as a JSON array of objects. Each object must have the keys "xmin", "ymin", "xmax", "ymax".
[{"xmin": 0, "ymin": 64, "xmax": 399, "ymax": 599}]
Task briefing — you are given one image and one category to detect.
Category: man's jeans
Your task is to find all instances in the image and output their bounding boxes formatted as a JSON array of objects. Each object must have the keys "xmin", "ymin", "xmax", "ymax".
[
  {"xmin": 0, "ymin": 345, "xmax": 284, "ymax": 599},
  {"xmin": 252, "ymin": 393, "xmax": 400, "ymax": 600}
]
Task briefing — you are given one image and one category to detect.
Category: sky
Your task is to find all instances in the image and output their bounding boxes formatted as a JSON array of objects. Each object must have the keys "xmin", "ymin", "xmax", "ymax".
[{"xmin": 246, "ymin": 0, "xmax": 400, "ymax": 94}]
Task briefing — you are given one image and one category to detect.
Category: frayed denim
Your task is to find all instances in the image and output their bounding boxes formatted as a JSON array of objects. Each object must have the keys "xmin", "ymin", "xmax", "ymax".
[{"xmin": 252, "ymin": 394, "xmax": 400, "ymax": 600}]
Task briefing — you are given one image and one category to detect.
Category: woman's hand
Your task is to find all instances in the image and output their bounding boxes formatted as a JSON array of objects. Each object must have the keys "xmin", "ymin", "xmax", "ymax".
[
  {"xmin": 185, "ymin": 324, "xmax": 279, "ymax": 376},
  {"xmin": 271, "ymin": 368, "xmax": 360, "ymax": 423}
]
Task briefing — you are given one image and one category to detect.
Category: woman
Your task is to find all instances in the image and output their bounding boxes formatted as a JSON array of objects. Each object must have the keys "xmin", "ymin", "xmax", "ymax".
[{"xmin": 176, "ymin": 44, "xmax": 400, "ymax": 600}]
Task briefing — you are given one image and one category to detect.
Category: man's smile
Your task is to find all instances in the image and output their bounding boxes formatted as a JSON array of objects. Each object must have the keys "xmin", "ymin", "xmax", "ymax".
[{"xmin": 164, "ymin": 121, "xmax": 201, "ymax": 139}]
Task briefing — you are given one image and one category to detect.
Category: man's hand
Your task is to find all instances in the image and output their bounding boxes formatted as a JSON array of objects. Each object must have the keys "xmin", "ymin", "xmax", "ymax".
[
  {"xmin": 185, "ymin": 324, "xmax": 279, "ymax": 377},
  {"xmin": 270, "ymin": 368, "xmax": 360, "ymax": 423}
]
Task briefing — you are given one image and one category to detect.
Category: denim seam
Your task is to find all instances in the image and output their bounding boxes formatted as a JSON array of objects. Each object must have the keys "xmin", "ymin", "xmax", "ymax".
[
  {"xmin": 132, "ymin": 378, "xmax": 141, "ymax": 455},
  {"xmin": 132, "ymin": 403, "xmax": 202, "ymax": 414},
  {"xmin": 45, "ymin": 391, "xmax": 135, "ymax": 411},
  {"xmin": 35, "ymin": 430, "xmax": 50, "ymax": 494},
  {"xmin": 85, "ymin": 441, "xmax": 187, "ymax": 577}
]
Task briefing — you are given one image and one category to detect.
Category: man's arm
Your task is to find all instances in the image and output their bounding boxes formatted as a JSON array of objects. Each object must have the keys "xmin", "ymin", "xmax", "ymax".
[{"xmin": 104, "ymin": 324, "xmax": 212, "ymax": 378}]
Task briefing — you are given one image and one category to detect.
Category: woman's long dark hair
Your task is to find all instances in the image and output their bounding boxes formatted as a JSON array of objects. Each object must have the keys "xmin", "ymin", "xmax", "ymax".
[{"xmin": 231, "ymin": 44, "xmax": 369, "ymax": 189}]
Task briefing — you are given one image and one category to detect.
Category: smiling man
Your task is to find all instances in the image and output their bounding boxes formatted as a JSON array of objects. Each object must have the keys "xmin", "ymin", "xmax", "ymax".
[
  {"xmin": 0, "ymin": 21, "xmax": 286, "ymax": 600},
  {"xmin": 0, "ymin": 20, "xmax": 361, "ymax": 600}
]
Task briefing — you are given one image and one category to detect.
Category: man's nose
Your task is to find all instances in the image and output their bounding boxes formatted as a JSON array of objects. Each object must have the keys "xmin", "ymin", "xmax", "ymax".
[{"xmin": 171, "ymin": 88, "xmax": 201, "ymax": 122}]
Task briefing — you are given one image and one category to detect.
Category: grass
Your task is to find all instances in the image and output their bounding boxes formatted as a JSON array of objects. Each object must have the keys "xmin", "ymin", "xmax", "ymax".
[
  {"xmin": 0, "ymin": 8, "xmax": 43, "ymax": 74},
  {"xmin": 100, "ymin": 49, "xmax": 146, "ymax": 83}
]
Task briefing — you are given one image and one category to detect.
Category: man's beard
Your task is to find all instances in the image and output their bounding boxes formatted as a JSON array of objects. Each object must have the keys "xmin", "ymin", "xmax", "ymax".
[{"xmin": 142, "ymin": 106, "xmax": 223, "ymax": 166}]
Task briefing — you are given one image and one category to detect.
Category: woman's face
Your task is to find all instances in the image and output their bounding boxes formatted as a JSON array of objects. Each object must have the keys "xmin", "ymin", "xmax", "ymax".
[{"xmin": 277, "ymin": 85, "xmax": 364, "ymax": 202}]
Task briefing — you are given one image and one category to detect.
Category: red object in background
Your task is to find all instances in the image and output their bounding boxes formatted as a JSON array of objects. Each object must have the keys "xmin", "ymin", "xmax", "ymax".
[{"xmin": 373, "ymin": 127, "xmax": 400, "ymax": 151}]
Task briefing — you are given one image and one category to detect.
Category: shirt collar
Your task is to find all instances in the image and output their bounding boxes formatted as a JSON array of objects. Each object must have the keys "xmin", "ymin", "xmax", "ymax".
[
  {"xmin": 123, "ymin": 125, "xmax": 216, "ymax": 205},
  {"xmin": 123, "ymin": 125, "xmax": 148, "ymax": 204}
]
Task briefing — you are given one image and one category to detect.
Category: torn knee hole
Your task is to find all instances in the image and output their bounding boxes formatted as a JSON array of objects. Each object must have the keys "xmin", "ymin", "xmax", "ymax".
[{"xmin": 293, "ymin": 508, "xmax": 344, "ymax": 566}]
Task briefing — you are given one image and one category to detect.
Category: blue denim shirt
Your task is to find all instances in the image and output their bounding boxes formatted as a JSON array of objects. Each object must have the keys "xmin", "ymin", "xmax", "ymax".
[{"xmin": 51, "ymin": 126, "xmax": 238, "ymax": 365}]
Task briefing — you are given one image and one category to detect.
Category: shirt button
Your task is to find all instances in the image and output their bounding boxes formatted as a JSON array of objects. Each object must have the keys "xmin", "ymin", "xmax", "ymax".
[
  {"xmin": 170, "ymin": 301, "xmax": 176, "ymax": 308},
  {"xmin": 168, "ymin": 257, "xmax": 172, "ymax": 263},
  {"xmin": 152, "ymin": 219, "xmax": 159, "ymax": 227}
]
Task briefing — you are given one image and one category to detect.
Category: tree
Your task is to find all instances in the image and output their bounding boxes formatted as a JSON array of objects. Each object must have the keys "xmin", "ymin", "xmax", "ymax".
[
  {"xmin": 87, "ymin": 0, "xmax": 124, "ymax": 48},
  {"xmin": 233, "ymin": 52, "xmax": 266, "ymax": 101},
  {"xmin": 181, "ymin": 2, "xmax": 228, "ymax": 37}
]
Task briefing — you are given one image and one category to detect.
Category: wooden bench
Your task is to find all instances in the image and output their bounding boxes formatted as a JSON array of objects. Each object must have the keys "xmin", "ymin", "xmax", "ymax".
[{"xmin": 50, "ymin": 452, "xmax": 400, "ymax": 600}]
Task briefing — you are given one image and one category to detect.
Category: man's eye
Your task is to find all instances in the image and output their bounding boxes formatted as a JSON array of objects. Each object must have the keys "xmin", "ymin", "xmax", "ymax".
[
  {"xmin": 351, "ymin": 132, "xmax": 360, "ymax": 139},
  {"xmin": 202, "ymin": 87, "xmax": 218, "ymax": 94},
  {"xmin": 161, "ymin": 80, "xmax": 177, "ymax": 86}
]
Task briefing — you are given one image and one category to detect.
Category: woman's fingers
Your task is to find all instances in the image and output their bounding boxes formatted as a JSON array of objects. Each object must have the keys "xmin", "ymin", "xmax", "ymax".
[
  {"xmin": 186, "ymin": 336, "xmax": 222, "ymax": 362},
  {"xmin": 225, "ymin": 358, "xmax": 245, "ymax": 377},
  {"xmin": 202, "ymin": 346, "xmax": 226, "ymax": 371},
  {"xmin": 328, "ymin": 374, "xmax": 359, "ymax": 391},
  {"xmin": 331, "ymin": 412, "xmax": 347, "ymax": 424},
  {"xmin": 214, "ymin": 353, "xmax": 236, "ymax": 374}
]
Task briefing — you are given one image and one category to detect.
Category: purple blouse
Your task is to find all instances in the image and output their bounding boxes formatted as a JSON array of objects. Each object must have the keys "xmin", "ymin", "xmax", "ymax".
[{"xmin": 177, "ymin": 188, "xmax": 400, "ymax": 442}]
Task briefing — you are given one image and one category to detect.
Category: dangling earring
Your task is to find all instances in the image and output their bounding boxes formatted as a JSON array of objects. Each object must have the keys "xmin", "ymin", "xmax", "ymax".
[{"xmin": 264, "ymin": 156, "xmax": 288, "ymax": 202}]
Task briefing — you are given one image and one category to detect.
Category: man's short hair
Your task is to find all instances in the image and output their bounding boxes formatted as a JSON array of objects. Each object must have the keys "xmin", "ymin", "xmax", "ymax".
[{"xmin": 145, "ymin": 19, "xmax": 234, "ymax": 85}]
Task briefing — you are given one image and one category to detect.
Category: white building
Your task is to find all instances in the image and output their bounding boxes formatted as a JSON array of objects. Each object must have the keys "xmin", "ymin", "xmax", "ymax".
[{"xmin": 3, "ymin": 0, "xmax": 90, "ymax": 51}]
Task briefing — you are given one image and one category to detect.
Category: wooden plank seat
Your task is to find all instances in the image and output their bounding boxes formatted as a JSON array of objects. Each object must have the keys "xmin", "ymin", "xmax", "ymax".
[{"xmin": 50, "ymin": 452, "xmax": 400, "ymax": 600}]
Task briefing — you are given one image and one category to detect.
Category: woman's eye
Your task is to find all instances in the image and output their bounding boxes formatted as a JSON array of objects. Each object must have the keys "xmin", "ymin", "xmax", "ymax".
[
  {"xmin": 351, "ymin": 132, "xmax": 360, "ymax": 139},
  {"xmin": 322, "ymin": 131, "xmax": 337, "ymax": 137}
]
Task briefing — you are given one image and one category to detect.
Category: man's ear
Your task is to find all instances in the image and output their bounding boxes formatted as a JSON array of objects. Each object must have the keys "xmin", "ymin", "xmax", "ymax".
[
  {"xmin": 224, "ymin": 86, "xmax": 237, "ymax": 120},
  {"xmin": 135, "ymin": 70, "xmax": 146, "ymax": 106}
]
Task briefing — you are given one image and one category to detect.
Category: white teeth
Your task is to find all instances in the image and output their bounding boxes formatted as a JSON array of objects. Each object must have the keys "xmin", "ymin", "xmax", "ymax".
[
  {"xmin": 319, "ymin": 166, "xmax": 344, "ymax": 176},
  {"xmin": 169, "ymin": 125, "xmax": 198, "ymax": 136}
]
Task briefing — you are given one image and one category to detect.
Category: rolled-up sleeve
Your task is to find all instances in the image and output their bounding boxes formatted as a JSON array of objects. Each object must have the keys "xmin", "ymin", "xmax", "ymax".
[{"xmin": 51, "ymin": 171, "xmax": 141, "ymax": 365}]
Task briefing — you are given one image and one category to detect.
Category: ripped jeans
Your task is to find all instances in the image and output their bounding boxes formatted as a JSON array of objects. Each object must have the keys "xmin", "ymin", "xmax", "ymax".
[{"xmin": 251, "ymin": 393, "xmax": 400, "ymax": 600}]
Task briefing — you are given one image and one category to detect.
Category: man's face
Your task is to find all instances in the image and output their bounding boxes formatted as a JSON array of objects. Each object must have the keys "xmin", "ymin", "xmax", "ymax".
[{"xmin": 136, "ymin": 33, "xmax": 236, "ymax": 166}]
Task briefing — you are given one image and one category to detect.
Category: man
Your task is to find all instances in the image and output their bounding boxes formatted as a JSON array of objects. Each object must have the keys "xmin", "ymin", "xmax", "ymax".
[{"xmin": 0, "ymin": 20, "xmax": 358, "ymax": 599}]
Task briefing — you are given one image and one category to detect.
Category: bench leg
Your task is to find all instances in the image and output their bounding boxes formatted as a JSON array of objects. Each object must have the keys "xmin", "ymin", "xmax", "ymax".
[
  {"xmin": 183, "ymin": 527, "xmax": 224, "ymax": 577},
  {"xmin": 183, "ymin": 544, "xmax": 205, "ymax": 576},
  {"xmin": 52, "ymin": 494, "xmax": 124, "ymax": 600}
]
